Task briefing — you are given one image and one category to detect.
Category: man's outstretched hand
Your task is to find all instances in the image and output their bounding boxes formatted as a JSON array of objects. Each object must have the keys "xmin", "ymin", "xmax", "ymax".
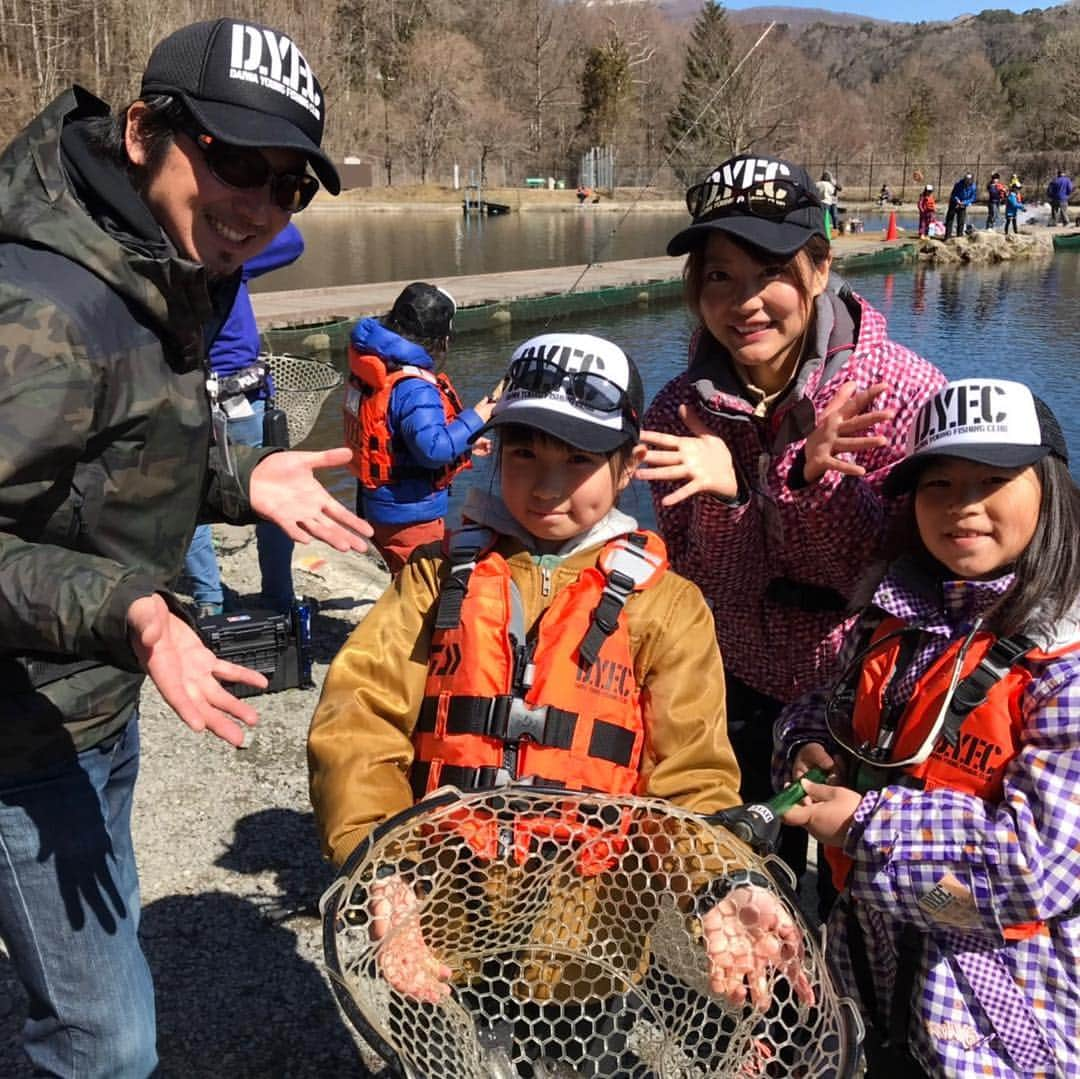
[
  {"xmin": 127, "ymin": 594, "xmax": 264, "ymax": 746},
  {"xmin": 249, "ymin": 448, "xmax": 374, "ymax": 552}
]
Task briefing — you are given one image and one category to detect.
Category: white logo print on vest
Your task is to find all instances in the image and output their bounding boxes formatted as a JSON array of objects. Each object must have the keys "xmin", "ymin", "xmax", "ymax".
[{"xmin": 229, "ymin": 24, "xmax": 322, "ymax": 122}]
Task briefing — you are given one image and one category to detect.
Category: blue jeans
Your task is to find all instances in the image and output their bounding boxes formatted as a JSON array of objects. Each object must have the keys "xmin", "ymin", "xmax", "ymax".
[
  {"xmin": 184, "ymin": 399, "xmax": 295, "ymax": 613},
  {"xmin": 0, "ymin": 717, "xmax": 157, "ymax": 1077}
]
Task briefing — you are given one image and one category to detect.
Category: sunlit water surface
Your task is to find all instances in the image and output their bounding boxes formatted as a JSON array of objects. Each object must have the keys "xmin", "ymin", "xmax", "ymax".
[{"xmin": 285, "ymin": 243, "xmax": 1080, "ymax": 529}]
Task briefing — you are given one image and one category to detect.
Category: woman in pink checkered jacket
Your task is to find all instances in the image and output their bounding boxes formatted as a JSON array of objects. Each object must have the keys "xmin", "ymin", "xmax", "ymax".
[{"xmin": 638, "ymin": 153, "xmax": 946, "ymax": 888}]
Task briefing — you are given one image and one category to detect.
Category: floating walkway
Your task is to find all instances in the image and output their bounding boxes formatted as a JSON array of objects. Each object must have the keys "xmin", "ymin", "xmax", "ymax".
[{"xmin": 252, "ymin": 238, "xmax": 917, "ymax": 345}]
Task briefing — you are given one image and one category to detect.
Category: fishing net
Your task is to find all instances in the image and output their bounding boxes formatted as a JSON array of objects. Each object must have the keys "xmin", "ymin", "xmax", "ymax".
[
  {"xmin": 261, "ymin": 351, "xmax": 342, "ymax": 447},
  {"xmin": 322, "ymin": 788, "xmax": 862, "ymax": 1079}
]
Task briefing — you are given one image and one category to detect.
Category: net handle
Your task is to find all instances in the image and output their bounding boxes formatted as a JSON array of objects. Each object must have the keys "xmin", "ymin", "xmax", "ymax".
[{"xmin": 259, "ymin": 332, "xmax": 276, "ymax": 406}]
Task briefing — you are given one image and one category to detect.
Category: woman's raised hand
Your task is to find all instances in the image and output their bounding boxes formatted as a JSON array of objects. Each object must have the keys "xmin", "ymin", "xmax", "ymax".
[
  {"xmin": 640, "ymin": 404, "xmax": 739, "ymax": 504},
  {"xmin": 802, "ymin": 382, "xmax": 895, "ymax": 484}
]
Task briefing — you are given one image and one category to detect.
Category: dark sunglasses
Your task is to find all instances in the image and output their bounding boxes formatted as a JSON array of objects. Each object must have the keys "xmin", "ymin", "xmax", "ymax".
[
  {"xmin": 685, "ymin": 176, "xmax": 821, "ymax": 224},
  {"xmin": 507, "ymin": 355, "xmax": 629, "ymax": 416},
  {"xmin": 181, "ymin": 127, "xmax": 319, "ymax": 213}
]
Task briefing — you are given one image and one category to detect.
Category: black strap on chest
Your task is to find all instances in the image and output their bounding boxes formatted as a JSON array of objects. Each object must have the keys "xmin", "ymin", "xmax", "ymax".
[
  {"xmin": 578, "ymin": 532, "xmax": 651, "ymax": 670},
  {"xmin": 416, "ymin": 695, "xmax": 578, "ymax": 752},
  {"xmin": 939, "ymin": 633, "xmax": 1036, "ymax": 748},
  {"xmin": 432, "ymin": 526, "xmax": 493, "ymax": 630}
]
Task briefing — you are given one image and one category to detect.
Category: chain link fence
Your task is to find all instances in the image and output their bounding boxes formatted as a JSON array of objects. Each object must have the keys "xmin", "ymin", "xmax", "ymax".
[{"xmin": 350, "ymin": 152, "xmax": 1080, "ymax": 202}]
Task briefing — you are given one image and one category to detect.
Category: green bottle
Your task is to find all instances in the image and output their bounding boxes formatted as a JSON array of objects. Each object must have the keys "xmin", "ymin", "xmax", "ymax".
[{"xmin": 710, "ymin": 767, "xmax": 830, "ymax": 853}]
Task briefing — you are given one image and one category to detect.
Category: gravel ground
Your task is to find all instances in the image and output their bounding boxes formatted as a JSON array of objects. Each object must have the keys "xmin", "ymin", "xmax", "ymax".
[{"xmin": 0, "ymin": 526, "xmax": 390, "ymax": 1077}]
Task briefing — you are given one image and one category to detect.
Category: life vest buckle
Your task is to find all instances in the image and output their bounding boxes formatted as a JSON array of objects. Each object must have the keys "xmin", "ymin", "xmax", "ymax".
[
  {"xmin": 489, "ymin": 696, "xmax": 553, "ymax": 746},
  {"xmin": 489, "ymin": 767, "xmax": 514, "ymax": 788}
]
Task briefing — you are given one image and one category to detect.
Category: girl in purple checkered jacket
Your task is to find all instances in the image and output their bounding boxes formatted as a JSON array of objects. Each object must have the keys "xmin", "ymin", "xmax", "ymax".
[
  {"xmin": 777, "ymin": 378, "xmax": 1080, "ymax": 1078},
  {"xmin": 639, "ymin": 153, "xmax": 946, "ymax": 886}
]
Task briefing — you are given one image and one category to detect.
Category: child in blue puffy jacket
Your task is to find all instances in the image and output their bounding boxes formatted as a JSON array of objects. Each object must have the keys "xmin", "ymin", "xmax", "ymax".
[
  {"xmin": 344, "ymin": 283, "xmax": 499, "ymax": 573},
  {"xmin": 1004, "ymin": 183, "xmax": 1024, "ymax": 236}
]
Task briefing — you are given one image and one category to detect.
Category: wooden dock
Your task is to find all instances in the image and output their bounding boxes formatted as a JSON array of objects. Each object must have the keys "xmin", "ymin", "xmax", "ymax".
[{"xmin": 251, "ymin": 237, "xmax": 917, "ymax": 333}]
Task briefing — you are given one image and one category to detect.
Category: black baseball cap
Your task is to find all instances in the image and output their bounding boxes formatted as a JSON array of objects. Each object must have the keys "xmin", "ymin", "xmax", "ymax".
[
  {"xmin": 141, "ymin": 19, "xmax": 340, "ymax": 194},
  {"xmin": 884, "ymin": 379, "xmax": 1068, "ymax": 496},
  {"xmin": 668, "ymin": 154, "xmax": 827, "ymax": 258},
  {"xmin": 386, "ymin": 283, "xmax": 456, "ymax": 340}
]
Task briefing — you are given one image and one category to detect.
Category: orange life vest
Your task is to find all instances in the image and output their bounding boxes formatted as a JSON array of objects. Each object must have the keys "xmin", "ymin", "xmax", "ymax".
[
  {"xmin": 826, "ymin": 614, "xmax": 1080, "ymax": 938},
  {"xmin": 411, "ymin": 527, "xmax": 668, "ymax": 873},
  {"xmin": 344, "ymin": 348, "xmax": 471, "ymax": 489}
]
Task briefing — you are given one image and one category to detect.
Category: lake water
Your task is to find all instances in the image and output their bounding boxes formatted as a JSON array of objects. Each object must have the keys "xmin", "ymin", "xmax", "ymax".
[
  {"xmin": 252, "ymin": 207, "xmax": 919, "ymax": 293},
  {"xmin": 293, "ymin": 250, "xmax": 1080, "ymax": 529}
]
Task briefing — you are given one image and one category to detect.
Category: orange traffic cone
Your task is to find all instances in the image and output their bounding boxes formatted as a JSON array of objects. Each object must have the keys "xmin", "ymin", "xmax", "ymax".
[{"xmin": 885, "ymin": 210, "xmax": 898, "ymax": 241}]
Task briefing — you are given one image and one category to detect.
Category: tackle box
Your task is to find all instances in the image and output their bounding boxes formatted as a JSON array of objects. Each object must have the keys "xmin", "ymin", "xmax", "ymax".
[{"xmin": 196, "ymin": 603, "xmax": 313, "ymax": 697}]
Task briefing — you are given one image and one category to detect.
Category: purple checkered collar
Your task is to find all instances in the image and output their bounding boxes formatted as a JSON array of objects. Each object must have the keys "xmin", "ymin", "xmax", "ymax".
[{"xmin": 871, "ymin": 556, "xmax": 1014, "ymax": 638}]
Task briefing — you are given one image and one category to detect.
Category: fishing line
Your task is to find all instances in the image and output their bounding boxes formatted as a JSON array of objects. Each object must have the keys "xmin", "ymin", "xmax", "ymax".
[{"xmin": 547, "ymin": 20, "xmax": 778, "ymax": 319}]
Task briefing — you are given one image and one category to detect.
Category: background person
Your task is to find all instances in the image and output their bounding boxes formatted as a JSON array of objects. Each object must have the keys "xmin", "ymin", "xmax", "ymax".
[
  {"xmin": 815, "ymin": 169, "xmax": 842, "ymax": 231},
  {"xmin": 0, "ymin": 18, "xmax": 370, "ymax": 1076},
  {"xmin": 918, "ymin": 184, "xmax": 937, "ymax": 237},
  {"xmin": 638, "ymin": 153, "xmax": 945, "ymax": 897},
  {"xmin": 778, "ymin": 379, "xmax": 1080, "ymax": 1077},
  {"xmin": 985, "ymin": 171, "xmax": 1006, "ymax": 229},
  {"xmin": 345, "ymin": 282, "xmax": 499, "ymax": 574},
  {"xmin": 184, "ymin": 221, "xmax": 304, "ymax": 616},
  {"xmin": 944, "ymin": 171, "xmax": 977, "ymax": 239},
  {"xmin": 1047, "ymin": 168, "xmax": 1074, "ymax": 226},
  {"xmin": 1005, "ymin": 181, "xmax": 1025, "ymax": 235}
]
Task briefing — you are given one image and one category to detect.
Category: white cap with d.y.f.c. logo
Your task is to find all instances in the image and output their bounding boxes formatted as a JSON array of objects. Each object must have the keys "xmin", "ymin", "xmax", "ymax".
[
  {"xmin": 476, "ymin": 333, "xmax": 644, "ymax": 454},
  {"xmin": 884, "ymin": 378, "xmax": 1069, "ymax": 495}
]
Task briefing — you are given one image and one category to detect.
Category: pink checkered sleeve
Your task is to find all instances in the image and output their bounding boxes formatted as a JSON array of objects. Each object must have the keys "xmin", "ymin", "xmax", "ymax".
[{"xmin": 784, "ymin": 335, "xmax": 947, "ymax": 588}]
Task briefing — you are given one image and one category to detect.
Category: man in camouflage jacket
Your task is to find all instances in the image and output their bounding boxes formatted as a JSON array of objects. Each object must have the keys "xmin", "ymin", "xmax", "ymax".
[{"xmin": 0, "ymin": 19, "xmax": 370, "ymax": 1076}]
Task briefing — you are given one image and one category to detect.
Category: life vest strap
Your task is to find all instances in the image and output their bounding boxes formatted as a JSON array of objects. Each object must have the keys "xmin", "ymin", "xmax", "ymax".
[
  {"xmin": 941, "ymin": 632, "xmax": 1036, "ymax": 748},
  {"xmin": 409, "ymin": 762, "xmax": 601, "ymax": 800},
  {"xmin": 434, "ymin": 526, "xmax": 495, "ymax": 630},
  {"xmin": 417, "ymin": 694, "xmax": 578, "ymax": 750},
  {"xmin": 580, "ymin": 533, "xmax": 662, "ymax": 669},
  {"xmin": 411, "ymin": 762, "xmax": 507, "ymax": 799},
  {"xmin": 417, "ymin": 694, "xmax": 638, "ymax": 770}
]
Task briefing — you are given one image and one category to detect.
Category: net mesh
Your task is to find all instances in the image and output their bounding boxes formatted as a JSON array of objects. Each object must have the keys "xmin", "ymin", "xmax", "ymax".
[
  {"xmin": 261, "ymin": 351, "xmax": 342, "ymax": 447},
  {"xmin": 323, "ymin": 789, "xmax": 861, "ymax": 1079}
]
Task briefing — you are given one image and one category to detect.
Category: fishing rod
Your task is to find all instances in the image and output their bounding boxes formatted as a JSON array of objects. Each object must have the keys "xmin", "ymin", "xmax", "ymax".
[{"xmin": 549, "ymin": 20, "xmax": 778, "ymax": 321}]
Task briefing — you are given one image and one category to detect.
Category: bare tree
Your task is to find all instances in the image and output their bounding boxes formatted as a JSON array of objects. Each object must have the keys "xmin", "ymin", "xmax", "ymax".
[
  {"xmin": 458, "ymin": 94, "xmax": 529, "ymax": 186},
  {"xmin": 396, "ymin": 29, "xmax": 482, "ymax": 183}
]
